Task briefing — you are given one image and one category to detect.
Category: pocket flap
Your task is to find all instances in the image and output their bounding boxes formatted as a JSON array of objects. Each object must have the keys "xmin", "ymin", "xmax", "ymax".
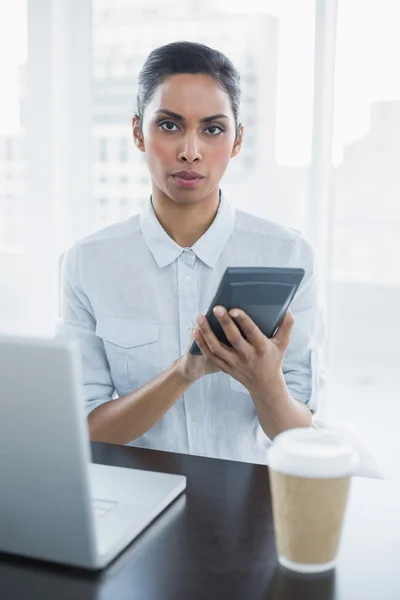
[{"xmin": 96, "ymin": 317, "xmax": 159, "ymax": 348}]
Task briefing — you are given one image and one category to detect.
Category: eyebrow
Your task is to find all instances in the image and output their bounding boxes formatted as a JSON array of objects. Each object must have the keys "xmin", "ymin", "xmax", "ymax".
[{"xmin": 155, "ymin": 109, "xmax": 229, "ymax": 123}]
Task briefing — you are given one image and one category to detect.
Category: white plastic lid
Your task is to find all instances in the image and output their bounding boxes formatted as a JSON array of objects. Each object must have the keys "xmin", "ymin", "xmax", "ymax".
[{"xmin": 268, "ymin": 427, "xmax": 358, "ymax": 478}]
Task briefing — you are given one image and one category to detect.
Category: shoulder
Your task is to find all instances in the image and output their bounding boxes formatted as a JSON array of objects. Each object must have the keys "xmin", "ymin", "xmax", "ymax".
[
  {"xmin": 62, "ymin": 215, "xmax": 141, "ymax": 278},
  {"xmin": 76, "ymin": 215, "xmax": 140, "ymax": 249},
  {"xmin": 65, "ymin": 215, "xmax": 140, "ymax": 257},
  {"xmin": 234, "ymin": 208, "xmax": 316, "ymax": 265}
]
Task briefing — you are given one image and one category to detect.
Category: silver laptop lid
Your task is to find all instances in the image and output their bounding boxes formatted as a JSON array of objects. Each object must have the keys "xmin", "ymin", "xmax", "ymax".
[{"xmin": 0, "ymin": 335, "xmax": 96, "ymax": 566}]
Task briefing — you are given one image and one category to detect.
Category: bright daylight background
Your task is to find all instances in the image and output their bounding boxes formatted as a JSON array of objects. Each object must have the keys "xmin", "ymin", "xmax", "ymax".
[{"xmin": 1, "ymin": 0, "xmax": 399, "ymax": 479}]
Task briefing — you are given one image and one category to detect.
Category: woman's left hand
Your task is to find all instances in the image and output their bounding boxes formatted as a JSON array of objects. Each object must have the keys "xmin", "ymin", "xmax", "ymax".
[{"xmin": 193, "ymin": 306, "xmax": 294, "ymax": 396}]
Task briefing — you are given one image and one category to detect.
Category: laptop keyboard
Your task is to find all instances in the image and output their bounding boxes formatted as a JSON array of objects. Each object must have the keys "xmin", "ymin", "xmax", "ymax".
[{"xmin": 93, "ymin": 498, "xmax": 118, "ymax": 519}]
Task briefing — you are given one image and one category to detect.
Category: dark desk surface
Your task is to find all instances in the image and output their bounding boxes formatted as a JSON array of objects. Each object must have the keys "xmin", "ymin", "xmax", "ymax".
[{"xmin": 1, "ymin": 443, "xmax": 400, "ymax": 600}]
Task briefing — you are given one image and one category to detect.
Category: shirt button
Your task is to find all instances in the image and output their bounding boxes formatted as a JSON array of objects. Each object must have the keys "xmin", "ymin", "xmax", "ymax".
[
  {"xmin": 185, "ymin": 276, "xmax": 192, "ymax": 284},
  {"xmin": 186, "ymin": 321, "xmax": 193, "ymax": 330},
  {"xmin": 192, "ymin": 418, "xmax": 199, "ymax": 425}
]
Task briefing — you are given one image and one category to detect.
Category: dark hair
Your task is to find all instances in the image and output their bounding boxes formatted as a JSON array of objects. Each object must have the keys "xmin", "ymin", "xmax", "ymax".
[{"xmin": 136, "ymin": 41, "xmax": 241, "ymax": 135}]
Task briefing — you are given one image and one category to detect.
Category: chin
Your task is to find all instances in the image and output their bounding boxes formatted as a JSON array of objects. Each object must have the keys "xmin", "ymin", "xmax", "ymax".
[
  {"xmin": 164, "ymin": 183, "xmax": 212, "ymax": 205},
  {"xmin": 170, "ymin": 193, "xmax": 205, "ymax": 205}
]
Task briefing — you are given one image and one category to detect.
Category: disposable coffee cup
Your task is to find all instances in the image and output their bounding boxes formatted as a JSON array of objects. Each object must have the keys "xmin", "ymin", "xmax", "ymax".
[{"xmin": 268, "ymin": 427, "xmax": 358, "ymax": 574}]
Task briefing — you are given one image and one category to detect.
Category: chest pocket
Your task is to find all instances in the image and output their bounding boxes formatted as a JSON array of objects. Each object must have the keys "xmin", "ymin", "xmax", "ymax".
[{"xmin": 96, "ymin": 317, "xmax": 160, "ymax": 394}]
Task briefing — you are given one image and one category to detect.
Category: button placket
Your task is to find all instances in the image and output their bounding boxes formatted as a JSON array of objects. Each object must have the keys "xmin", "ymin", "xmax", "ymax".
[{"xmin": 177, "ymin": 251, "xmax": 201, "ymax": 454}]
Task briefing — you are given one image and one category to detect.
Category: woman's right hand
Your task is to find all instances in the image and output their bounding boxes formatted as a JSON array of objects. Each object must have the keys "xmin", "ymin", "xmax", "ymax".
[{"xmin": 178, "ymin": 329, "xmax": 221, "ymax": 382}]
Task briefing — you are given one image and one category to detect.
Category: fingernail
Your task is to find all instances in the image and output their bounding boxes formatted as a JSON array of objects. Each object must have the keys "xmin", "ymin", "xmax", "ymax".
[
  {"xmin": 214, "ymin": 306, "xmax": 225, "ymax": 317},
  {"xmin": 196, "ymin": 314, "xmax": 204, "ymax": 325},
  {"xmin": 230, "ymin": 310, "xmax": 239, "ymax": 318}
]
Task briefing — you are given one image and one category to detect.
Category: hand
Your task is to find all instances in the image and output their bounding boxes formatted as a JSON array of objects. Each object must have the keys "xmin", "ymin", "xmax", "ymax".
[
  {"xmin": 178, "ymin": 330, "xmax": 222, "ymax": 383},
  {"xmin": 192, "ymin": 306, "xmax": 294, "ymax": 395}
]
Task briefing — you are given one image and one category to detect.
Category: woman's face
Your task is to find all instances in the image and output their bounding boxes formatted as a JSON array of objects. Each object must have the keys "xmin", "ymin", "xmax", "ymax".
[{"xmin": 134, "ymin": 73, "xmax": 242, "ymax": 205}]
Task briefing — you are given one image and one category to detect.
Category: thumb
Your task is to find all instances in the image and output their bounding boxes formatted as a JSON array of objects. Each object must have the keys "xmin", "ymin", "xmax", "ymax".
[{"xmin": 273, "ymin": 311, "xmax": 294, "ymax": 350}]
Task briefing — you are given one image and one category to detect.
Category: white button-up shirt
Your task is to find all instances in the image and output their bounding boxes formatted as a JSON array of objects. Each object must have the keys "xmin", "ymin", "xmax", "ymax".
[{"xmin": 60, "ymin": 195, "xmax": 326, "ymax": 464}]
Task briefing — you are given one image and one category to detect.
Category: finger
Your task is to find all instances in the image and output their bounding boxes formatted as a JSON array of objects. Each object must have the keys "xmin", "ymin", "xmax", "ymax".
[
  {"xmin": 212, "ymin": 306, "xmax": 249, "ymax": 355},
  {"xmin": 228, "ymin": 309, "xmax": 266, "ymax": 353},
  {"xmin": 195, "ymin": 313, "xmax": 234, "ymax": 363},
  {"xmin": 193, "ymin": 329, "xmax": 230, "ymax": 373},
  {"xmin": 272, "ymin": 311, "xmax": 294, "ymax": 350}
]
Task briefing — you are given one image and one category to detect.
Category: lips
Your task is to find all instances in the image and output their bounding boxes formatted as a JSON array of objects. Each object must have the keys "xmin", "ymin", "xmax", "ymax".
[{"xmin": 172, "ymin": 171, "xmax": 204, "ymax": 180}]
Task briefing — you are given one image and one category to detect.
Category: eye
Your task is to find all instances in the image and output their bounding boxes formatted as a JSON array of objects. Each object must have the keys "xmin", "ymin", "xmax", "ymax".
[
  {"xmin": 204, "ymin": 125, "xmax": 224, "ymax": 136},
  {"xmin": 160, "ymin": 121, "xmax": 180, "ymax": 132}
]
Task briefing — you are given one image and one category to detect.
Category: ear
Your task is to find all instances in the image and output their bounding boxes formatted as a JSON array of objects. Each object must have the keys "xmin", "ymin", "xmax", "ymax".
[
  {"xmin": 230, "ymin": 123, "xmax": 244, "ymax": 159},
  {"xmin": 132, "ymin": 116, "xmax": 145, "ymax": 153}
]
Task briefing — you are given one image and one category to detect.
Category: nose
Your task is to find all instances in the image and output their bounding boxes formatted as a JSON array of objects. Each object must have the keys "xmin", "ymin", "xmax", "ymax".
[{"xmin": 178, "ymin": 132, "xmax": 202, "ymax": 163}]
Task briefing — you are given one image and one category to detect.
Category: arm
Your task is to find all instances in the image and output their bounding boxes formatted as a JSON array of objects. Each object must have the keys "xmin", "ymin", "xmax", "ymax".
[
  {"xmin": 88, "ymin": 360, "xmax": 192, "ymax": 444},
  {"xmin": 192, "ymin": 236, "xmax": 326, "ymax": 440},
  {"xmin": 59, "ymin": 246, "xmax": 218, "ymax": 445},
  {"xmin": 251, "ymin": 235, "xmax": 326, "ymax": 438},
  {"xmin": 194, "ymin": 310, "xmax": 312, "ymax": 440},
  {"xmin": 247, "ymin": 319, "xmax": 313, "ymax": 440},
  {"xmin": 89, "ymin": 346, "xmax": 223, "ymax": 444},
  {"xmin": 280, "ymin": 235, "xmax": 327, "ymax": 415},
  {"xmin": 251, "ymin": 385, "xmax": 312, "ymax": 439}
]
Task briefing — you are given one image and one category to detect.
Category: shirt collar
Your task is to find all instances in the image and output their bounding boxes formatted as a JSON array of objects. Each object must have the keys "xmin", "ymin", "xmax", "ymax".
[{"xmin": 139, "ymin": 192, "xmax": 236, "ymax": 269}]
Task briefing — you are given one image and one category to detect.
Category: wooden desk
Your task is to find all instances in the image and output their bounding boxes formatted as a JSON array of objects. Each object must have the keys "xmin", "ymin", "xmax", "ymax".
[{"xmin": 1, "ymin": 442, "xmax": 399, "ymax": 599}]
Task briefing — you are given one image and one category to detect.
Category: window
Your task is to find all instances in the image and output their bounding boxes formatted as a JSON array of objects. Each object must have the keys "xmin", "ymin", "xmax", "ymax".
[
  {"xmin": 5, "ymin": 0, "xmax": 399, "ymax": 479},
  {"xmin": 98, "ymin": 137, "xmax": 108, "ymax": 161},
  {"xmin": 0, "ymin": 0, "xmax": 27, "ymax": 335},
  {"xmin": 2, "ymin": 1, "xmax": 94, "ymax": 334},
  {"xmin": 89, "ymin": 0, "xmax": 400, "ymax": 480},
  {"xmin": 326, "ymin": 0, "xmax": 400, "ymax": 480},
  {"xmin": 5, "ymin": 137, "xmax": 14, "ymax": 161},
  {"xmin": 118, "ymin": 137, "xmax": 129, "ymax": 162},
  {"xmin": 119, "ymin": 197, "xmax": 130, "ymax": 219},
  {"xmin": 0, "ymin": 5, "xmax": 26, "ymax": 255}
]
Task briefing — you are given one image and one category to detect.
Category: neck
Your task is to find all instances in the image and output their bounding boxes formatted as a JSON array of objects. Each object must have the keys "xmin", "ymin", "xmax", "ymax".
[{"xmin": 150, "ymin": 187, "xmax": 220, "ymax": 248}]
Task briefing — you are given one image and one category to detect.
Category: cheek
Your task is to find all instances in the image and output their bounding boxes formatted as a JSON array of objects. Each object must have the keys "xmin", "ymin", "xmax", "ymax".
[
  {"xmin": 145, "ymin": 134, "xmax": 173, "ymax": 169},
  {"xmin": 208, "ymin": 138, "xmax": 234, "ymax": 170}
]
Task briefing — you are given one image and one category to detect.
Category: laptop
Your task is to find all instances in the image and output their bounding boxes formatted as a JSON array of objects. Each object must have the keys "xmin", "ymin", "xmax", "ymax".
[{"xmin": 0, "ymin": 335, "xmax": 186, "ymax": 570}]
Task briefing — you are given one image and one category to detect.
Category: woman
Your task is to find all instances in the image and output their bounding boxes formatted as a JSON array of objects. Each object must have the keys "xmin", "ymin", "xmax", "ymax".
[{"xmin": 61, "ymin": 41, "xmax": 325, "ymax": 464}]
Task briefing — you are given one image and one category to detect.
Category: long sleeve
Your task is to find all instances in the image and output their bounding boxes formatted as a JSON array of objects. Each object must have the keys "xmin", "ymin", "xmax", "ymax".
[
  {"xmin": 282, "ymin": 233, "xmax": 327, "ymax": 412},
  {"xmin": 58, "ymin": 245, "xmax": 115, "ymax": 416}
]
